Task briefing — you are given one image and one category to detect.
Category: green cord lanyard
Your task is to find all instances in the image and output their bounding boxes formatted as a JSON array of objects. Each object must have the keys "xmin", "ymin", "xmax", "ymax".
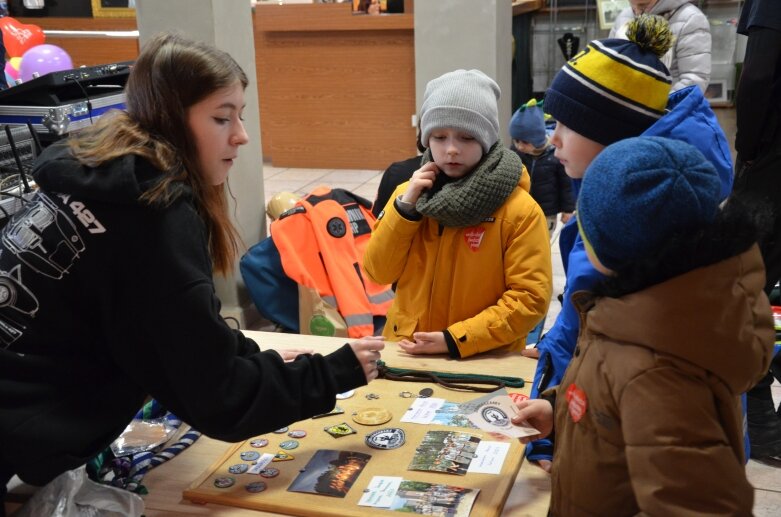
[{"xmin": 376, "ymin": 360, "xmax": 525, "ymax": 393}]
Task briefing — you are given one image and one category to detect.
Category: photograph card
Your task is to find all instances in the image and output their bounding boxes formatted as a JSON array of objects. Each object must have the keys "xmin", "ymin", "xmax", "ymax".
[
  {"xmin": 408, "ymin": 431, "xmax": 480, "ymax": 476},
  {"xmin": 287, "ymin": 449, "xmax": 371, "ymax": 498},
  {"xmin": 389, "ymin": 479, "xmax": 480, "ymax": 516}
]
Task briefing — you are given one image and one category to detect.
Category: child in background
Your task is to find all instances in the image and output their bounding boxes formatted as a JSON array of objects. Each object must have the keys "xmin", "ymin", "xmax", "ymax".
[
  {"xmin": 509, "ymin": 98, "xmax": 575, "ymax": 238},
  {"xmin": 364, "ymin": 69, "xmax": 552, "ymax": 358},
  {"xmin": 524, "ymin": 14, "xmax": 735, "ymax": 470},
  {"xmin": 512, "ymin": 136, "xmax": 774, "ymax": 515}
]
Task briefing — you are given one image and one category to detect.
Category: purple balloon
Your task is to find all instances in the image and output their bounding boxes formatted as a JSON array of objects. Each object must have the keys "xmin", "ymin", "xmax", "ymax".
[{"xmin": 19, "ymin": 44, "xmax": 73, "ymax": 83}]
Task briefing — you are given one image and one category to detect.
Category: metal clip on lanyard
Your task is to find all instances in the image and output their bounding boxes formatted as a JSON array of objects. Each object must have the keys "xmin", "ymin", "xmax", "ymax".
[{"xmin": 376, "ymin": 360, "xmax": 526, "ymax": 393}]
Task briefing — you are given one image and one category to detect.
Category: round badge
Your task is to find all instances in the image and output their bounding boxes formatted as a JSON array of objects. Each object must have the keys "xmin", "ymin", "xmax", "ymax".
[
  {"xmin": 250, "ymin": 438, "xmax": 269, "ymax": 448},
  {"xmin": 309, "ymin": 315, "xmax": 336, "ymax": 336},
  {"xmin": 240, "ymin": 451, "xmax": 260, "ymax": 461},
  {"xmin": 326, "ymin": 217, "xmax": 347, "ymax": 238},
  {"xmin": 418, "ymin": 388, "xmax": 434, "ymax": 398},
  {"xmin": 273, "ymin": 427, "xmax": 289, "ymax": 434},
  {"xmin": 228, "ymin": 463, "xmax": 249, "ymax": 475},
  {"xmin": 213, "ymin": 476, "xmax": 235, "ymax": 488},
  {"xmin": 279, "ymin": 439, "xmax": 299, "ymax": 450},
  {"xmin": 336, "ymin": 390, "xmax": 355, "ymax": 400},
  {"xmin": 352, "ymin": 407, "xmax": 392, "ymax": 426},
  {"xmin": 288, "ymin": 430, "xmax": 307, "ymax": 439},
  {"xmin": 365, "ymin": 428, "xmax": 406, "ymax": 450},
  {"xmin": 245, "ymin": 481, "xmax": 267, "ymax": 493},
  {"xmin": 259, "ymin": 467, "xmax": 280, "ymax": 478}
]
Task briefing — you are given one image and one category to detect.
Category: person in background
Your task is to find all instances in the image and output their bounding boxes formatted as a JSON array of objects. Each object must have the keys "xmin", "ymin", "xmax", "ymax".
[
  {"xmin": 509, "ymin": 98, "xmax": 575, "ymax": 239},
  {"xmin": 512, "ymin": 136, "xmax": 774, "ymax": 516},
  {"xmin": 524, "ymin": 14, "xmax": 734, "ymax": 471},
  {"xmin": 0, "ymin": 32, "xmax": 383, "ymax": 511},
  {"xmin": 733, "ymin": 0, "xmax": 781, "ymax": 460},
  {"xmin": 610, "ymin": 0, "xmax": 711, "ymax": 93},
  {"xmin": 364, "ymin": 69, "xmax": 552, "ymax": 358}
]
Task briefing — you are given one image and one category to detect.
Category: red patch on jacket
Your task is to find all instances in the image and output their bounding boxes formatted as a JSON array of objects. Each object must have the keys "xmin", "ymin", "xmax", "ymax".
[
  {"xmin": 565, "ymin": 384, "xmax": 587, "ymax": 423},
  {"xmin": 463, "ymin": 227, "xmax": 485, "ymax": 252}
]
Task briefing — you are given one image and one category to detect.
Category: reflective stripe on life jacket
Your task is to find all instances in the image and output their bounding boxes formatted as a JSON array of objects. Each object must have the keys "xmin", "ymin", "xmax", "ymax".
[{"xmin": 271, "ymin": 186, "xmax": 394, "ymax": 338}]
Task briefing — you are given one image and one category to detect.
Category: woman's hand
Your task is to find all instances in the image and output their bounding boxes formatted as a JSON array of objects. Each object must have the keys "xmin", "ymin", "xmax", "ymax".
[
  {"xmin": 348, "ymin": 336, "xmax": 386, "ymax": 382},
  {"xmin": 397, "ymin": 331, "xmax": 448, "ymax": 355},
  {"xmin": 401, "ymin": 162, "xmax": 439, "ymax": 205},
  {"xmin": 512, "ymin": 399, "xmax": 554, "ymax": 444}
]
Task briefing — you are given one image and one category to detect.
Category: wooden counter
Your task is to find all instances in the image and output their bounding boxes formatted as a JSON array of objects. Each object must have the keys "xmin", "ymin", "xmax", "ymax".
[
  {"xmin": 253, "ymin": 3, "xmax": 417, "ymax": 170},
  {"xmin": 17, "ymin": 0, "xmax": 544, "ymax": 170}
]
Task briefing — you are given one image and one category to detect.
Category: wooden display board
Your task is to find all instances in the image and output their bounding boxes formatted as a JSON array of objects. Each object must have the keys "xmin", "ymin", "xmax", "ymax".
[{"xmin": 184, "ymin": 380, "xmax": 526, "ymax": 517}]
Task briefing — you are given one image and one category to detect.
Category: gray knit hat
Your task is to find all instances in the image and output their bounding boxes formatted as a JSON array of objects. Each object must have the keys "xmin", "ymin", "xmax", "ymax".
[{"xmin": 420, "ymin": 69, "xmax": 500, "ymax": 153}]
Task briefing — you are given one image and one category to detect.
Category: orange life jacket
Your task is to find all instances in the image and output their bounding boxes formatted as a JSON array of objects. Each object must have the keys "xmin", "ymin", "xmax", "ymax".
[{"xmin": 271, "ymin": 186, "xmax": 394, "ymax": 338}]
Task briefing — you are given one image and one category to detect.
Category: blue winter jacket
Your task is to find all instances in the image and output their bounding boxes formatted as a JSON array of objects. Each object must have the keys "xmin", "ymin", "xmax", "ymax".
[{"xmin": 526, "ymin": 86, "xmax": 734, "ymax": 462}]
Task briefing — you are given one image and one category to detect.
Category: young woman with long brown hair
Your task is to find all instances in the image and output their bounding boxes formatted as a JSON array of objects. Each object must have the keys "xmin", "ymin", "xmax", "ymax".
[{"xmin": 0, "ymin": 33, "xmax": 383, "ymax": 508}]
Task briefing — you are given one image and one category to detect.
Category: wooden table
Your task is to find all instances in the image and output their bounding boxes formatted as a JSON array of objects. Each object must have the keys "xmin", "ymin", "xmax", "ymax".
[{"xmin": 6, "ymin": 331, "xmax": 550, "ymax": 516}]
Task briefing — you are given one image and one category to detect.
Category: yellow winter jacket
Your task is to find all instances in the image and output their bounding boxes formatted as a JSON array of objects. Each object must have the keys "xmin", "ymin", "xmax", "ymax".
[{"xmin": 363, "ymin": 172, "xmax": 552, "ymax": 358}]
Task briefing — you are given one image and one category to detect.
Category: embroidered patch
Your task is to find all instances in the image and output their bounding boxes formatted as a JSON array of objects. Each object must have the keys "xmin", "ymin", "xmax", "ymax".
[
  {"xmin": 324, "ymin": 422, "xmax": 357, "ymax": 438},
  {"xmin": 565, "ymin": 384, "xmax": 587, "ymax": 423},
  {"xmin": 365, "ymin": 428, "xmax": 406, "ymax": 450},
  {"xmin": 326, "ymin": 217, "xmax": 347, "ymax": 238},
  {"xmin": 463, "ymin": 226, "xmax": 486, "ymax": 252}
]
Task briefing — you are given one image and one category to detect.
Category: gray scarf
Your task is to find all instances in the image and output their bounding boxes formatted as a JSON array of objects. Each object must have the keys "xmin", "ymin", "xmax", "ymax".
[{"xmin": 416, "ymin": 141, "xmax": 523, "ymax": 227}]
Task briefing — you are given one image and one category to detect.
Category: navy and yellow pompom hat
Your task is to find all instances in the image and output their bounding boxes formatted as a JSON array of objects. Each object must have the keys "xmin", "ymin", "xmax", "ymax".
[{"xmin": 545, "ymin": 14, "xmax": 674, "ymax": 146}]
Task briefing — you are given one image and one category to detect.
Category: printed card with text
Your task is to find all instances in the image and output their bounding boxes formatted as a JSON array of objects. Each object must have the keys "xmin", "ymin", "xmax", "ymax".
[{"xmin": 465, "ymin": 389, "xmax": 539, "ymax": 439}]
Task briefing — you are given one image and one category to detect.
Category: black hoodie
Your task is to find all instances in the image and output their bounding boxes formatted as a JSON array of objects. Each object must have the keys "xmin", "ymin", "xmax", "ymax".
[{"xmin": 0, "ymin": 144, "xmax": 366, "ymax": 486}]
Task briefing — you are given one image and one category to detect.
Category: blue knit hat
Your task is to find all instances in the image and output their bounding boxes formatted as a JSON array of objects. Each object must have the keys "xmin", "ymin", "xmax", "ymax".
[
  {"xmin": 545, "ymin": 15, "xmax": 674, "ymax": 146},
  {"xmin": 577, "ymin": 136, "xmax": 721, "ymax": 271},
  {"xmin": 509, "ymin": 98, "xmax": 547, "ymax": 148}
]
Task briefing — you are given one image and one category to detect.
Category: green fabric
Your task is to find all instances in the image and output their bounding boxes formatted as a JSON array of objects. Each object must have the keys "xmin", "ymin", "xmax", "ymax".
[
  {"xmin": 416, "ymin": 141, "xmax": 522, "ymax": 228},
  {"xmin": 377, "ymin": 360, "xmax": 525, "ymax": 388}
]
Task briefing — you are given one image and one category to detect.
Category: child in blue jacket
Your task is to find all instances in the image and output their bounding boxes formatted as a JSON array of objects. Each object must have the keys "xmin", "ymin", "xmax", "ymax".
[{"xmin": 524, "ymin": 14, "xmax": 734, "ymax": 470}]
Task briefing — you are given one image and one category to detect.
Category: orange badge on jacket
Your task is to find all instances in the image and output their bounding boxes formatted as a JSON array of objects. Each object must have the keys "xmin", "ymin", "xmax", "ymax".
[{"xmin": 565, "ymin": 383, "xmax": 587, "ymax": 423}]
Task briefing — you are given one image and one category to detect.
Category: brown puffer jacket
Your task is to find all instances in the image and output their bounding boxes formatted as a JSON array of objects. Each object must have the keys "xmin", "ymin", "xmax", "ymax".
[{"xmin": 550, "ymin": 244, "xmax": 773, "ymax": 516}]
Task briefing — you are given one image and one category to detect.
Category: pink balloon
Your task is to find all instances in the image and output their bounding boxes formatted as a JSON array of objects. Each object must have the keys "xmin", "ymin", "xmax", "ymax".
[
  {"xmin": 19, "ymin": 44, "xmax": 73, "ymax": 82},
  {"xmin": 4, "ymin": 61, "xmax": 19, "ymax": 81}
]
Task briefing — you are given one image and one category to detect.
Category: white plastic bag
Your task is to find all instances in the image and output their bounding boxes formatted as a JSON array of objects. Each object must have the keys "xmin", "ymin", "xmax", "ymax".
[{"xmin": 15, "ymin": 466, "xmax": 144, "ymax": 517}]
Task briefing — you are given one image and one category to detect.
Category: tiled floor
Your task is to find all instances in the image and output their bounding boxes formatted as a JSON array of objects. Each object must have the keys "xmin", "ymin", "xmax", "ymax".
[{"xmin": 260, "ymin": 106, "xmax": 781, "ymax": 513}]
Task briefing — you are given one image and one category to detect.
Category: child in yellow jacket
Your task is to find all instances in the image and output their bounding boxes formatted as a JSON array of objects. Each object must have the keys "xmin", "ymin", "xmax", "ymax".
[{"xmin": 363, "ymin": 69, "xmax": 552, "ymax": 358}]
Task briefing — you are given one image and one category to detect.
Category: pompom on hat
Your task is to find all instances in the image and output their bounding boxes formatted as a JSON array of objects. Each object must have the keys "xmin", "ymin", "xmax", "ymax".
[
  {"xmin": 420, "ymin": 69, "xmax": 500, "ymax": 153},
  {"xmin": 577, "ymin": 136, "xmax": 721, "ymax": 272},
  {"xmin": 509, "ymin": 98, "xmax": 547, "ymax": 148},
  {"xmin": 545, "ymin": 14, "xmax": 674, "ymax": 146}
]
